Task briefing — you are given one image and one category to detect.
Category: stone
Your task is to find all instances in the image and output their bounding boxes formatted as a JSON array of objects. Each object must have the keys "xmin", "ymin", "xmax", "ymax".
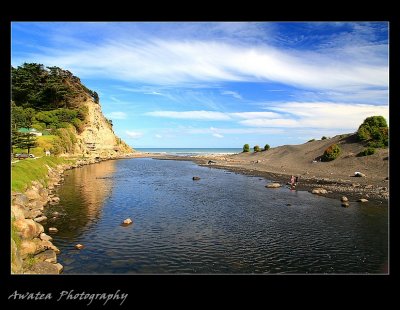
[
  {"xmin": 365, "ymin": 184, "xmax": 373, "ymax": 189},
  {"xmin": 121, "ymin": 218, "xmax": 133, "ymax": 226},
  {"xmin": 39, "ymin": 233, "xmax": 53, "ymax": 242},
  {"xmin": 341, "ymin": 202, "xmax": 350, "ymax": 208},
  {"xmin": 341, "ymin": 196, "xmax": 348, "ymax": 202},
  {"xmin": 19, "ymin": 238, "xmax": 45, "ymax": 258},
  {"xmin": 54, "ymin": 263, "xmax": 64, "ymax": 274},
  {"xmin": 48, "ymin": 227, "xmax": 58, "ymax": 233},
  {"xmin": 75, "ymin": 244, "xmax": 85, "ymax": 250},
  {"xmin": 28, "ymin": 261, "xmax": 60, "ymax": 274},
  {"xmin": 11, "ymin": 205, "xmax": 27, "ymax": 220},
  {"xmin": 27, "ymin": 200, "xmax": 45, "ymax": 211},
  {"xmin": 26, "ymin": 210, "xmax": 43, "ymax": 219},
  {"xmin": 13, "ymin": 193, "xmax": 29, "ymax": 207},
  {"xmin": 312, "ymin": 188, "xmax": 328, "ymax": 195},
  {"xmin": 265, "ymin": 183, "xmax": 281, "ymax": 188},
  {"xmin": 11, "ymin": 238, "xmax": 23, "ymax": 274},
  {"xmin": 35, "ymin": 250, "xmax": 57, "ymax": 263},
  {"xmin": 34, "ymin": 216, "xmax": 48, "ymax": 223},
  {"xmin": 358, "ymin": 198, "xmax": 369, "ymax": 203},
  {"xmin": 40, "ymin": 240, "xmax": 60, "ymax": 254},
  {"xmin": 25, "ymin": 188, "xmax": 41, "ymax": 201},
  {"xmin": 192, "ymin": 176, "xmax": 201, "ymax": 180},
  {"xmin": 52, "ymin": 211, "xmax": 61, "ymax": 217},
  {"xmin": 51, "ymin": 196, "xmax": 60, "ymax": 203},
  {"xmin": 13, "ymin": 219, "xmax": 44, "ymax": 239},
  {"xmin": 352, "ymin": 183, "xmax": 360, "ymax": 187},
  {"xmin": 354, "ymin": 172, "xmax": 366, "ymax": 177}
]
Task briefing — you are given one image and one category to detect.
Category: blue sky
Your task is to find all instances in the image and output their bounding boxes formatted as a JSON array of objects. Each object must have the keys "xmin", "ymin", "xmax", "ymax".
[{"xmin": 11, "ymin": 22, "xmax": 389, "ymax": 148}]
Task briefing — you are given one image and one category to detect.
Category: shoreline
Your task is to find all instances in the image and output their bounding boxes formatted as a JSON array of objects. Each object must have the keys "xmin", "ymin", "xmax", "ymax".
[{"xmin": 134, "ymin": 152, "xmax": 389, "ymax": 206}]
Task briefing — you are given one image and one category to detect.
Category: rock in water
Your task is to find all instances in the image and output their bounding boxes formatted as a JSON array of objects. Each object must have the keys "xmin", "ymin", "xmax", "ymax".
[
  {"xmin": 358, "ymin": 198, "xmax": 369, "ymax": 203},
  {"xmin": 354, "ymin": 172, "xmax": 366, "ymax": 177},
  {"xmin": 265, "ymin": 183, "xmax": 281, "ymax": 188},
  {"xmin": 48, "ymin": 227, "xmax": 58, "ymax": 233},
  {"xmin": 341, "ymin": 202, "xmax": 350, "ymax": 208},
  {"xmin": 34, "ymin": 216, "xmax": 48, "ymax": 223},
  {"xmin": 341, "ymin": 196, "xmax": 348, "ymax": 202},
  {"xmin": 121, "ymin": 218, "xmax": 133, "ymax": 226},
  {"xmin": 75, "ymin": 244, "xmax": 85, "ymax": 250},
  {"xmin": 192, "ymin": 176, "xmax": 201, "ymax": 181}
]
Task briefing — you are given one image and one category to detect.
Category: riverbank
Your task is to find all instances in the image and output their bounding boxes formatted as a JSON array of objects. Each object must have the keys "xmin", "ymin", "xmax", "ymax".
[
  {"xmin": 135, "ymin": 152, "xmax": 389, "ymax": 206},
  {"xmin": 11, "ymin": 152, "xmax": 137, "ymax": 274}
]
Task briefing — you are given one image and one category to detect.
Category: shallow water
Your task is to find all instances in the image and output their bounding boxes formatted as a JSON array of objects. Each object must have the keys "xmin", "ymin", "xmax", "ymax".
[{"xmin": 44, "ymin": 158, "xmax": 388, "ymax": 274}]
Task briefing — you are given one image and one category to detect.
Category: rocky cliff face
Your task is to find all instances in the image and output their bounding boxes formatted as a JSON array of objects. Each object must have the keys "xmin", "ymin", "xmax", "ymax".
[{"xmin": 74, "ymin": 98, "xmax": 133, "ymax": 157}]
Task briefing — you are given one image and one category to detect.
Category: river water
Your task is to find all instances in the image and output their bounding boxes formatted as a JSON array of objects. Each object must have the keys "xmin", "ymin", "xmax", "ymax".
[{"xmin": 43, "ymin": 158, "xmax": 388, "ymax": 274}]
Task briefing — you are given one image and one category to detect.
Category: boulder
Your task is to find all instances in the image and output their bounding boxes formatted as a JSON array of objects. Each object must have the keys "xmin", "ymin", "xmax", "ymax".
[
  {"xmin": 54, "ymin": 263, "xmax": 64, "ymax": 274},
  {"xmin": 34, "ymin": 216, "xmax": 48, "ymax": 223},
  {"xmin": 48, "ymin": 227, "xmax": 58, "ymax": 234},
  {"xmin": 35, "ymin": 250, "xmax": 57, "ymax": 263},
  {"xmin": 13, "ymin": 193, "xmax": 29, "ymax": 207},
  {"xmin": 340, "ymin": 196, "xmax": 348, "ymax": 202},
  {"xmin": 19, "ymin": 238, "xmax": 46, "ymax": 258},
  {"xmin": 121, "ymin": 218, "xmax": 133, "ymax": 226},
  {"xmin": 26, "ymin": 210, "xmax": 43, "ymax": 219},
  {"xmin": 265, "ymin": 183, "xmax": 281, "ymax": 188},
  {"xmin": 40, "ymin": 240, "xmax": 60, "ymax": 254},
  {"xmin": 75, "ymin": 244, "xmax": 85, "ymax": 250},
  {"xmin": 25, "ymin": 188, "xmax": 41, "ymax": 201},
  {"xmin": 28, "ymin": 261, "xmax": 60, "ymax": 274},
  {"xmin": 11, "ymin": 238, "xmax": 23, "ymax": 274},
  {"xmin": 341, "ymin": 202, "xmax": 350, "ymax": 208},
  {"xmin": 11, "ymin": 205, "xmax": 28, "ymax": 220},
  {"xmin": 354, "ymin": 172, "xmax": 366, "ymax": 177},
  {"xmin": 312, "ymin": 188, "xmax": 328, "ymax": 195},
  {"xmin": 27, "ymin": 200, "xmax": 45, "ymax": 211},
  {"xmin": 13, "ymin": 219, "xmax": 44, "ymax": 239},
  {"xmin": 192, "ymin": 176, "xmax": 201, "ymax": 181},
  {"xmin": 358, "ymin": 198, "xmax": 369, "ymax": 203},
  {"xmin": 39, "ymin": 233, "xmax": 53, "ymax": 242}
]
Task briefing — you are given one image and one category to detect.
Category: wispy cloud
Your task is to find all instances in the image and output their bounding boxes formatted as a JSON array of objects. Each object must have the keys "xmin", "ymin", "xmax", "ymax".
[
  {"xmin": 145, "ymin": 110, "xmax": 231, "ymax": 121},
  {"xmin": 212, "ymin": 133, "xmax": 224, "ymax": 138},
  {"xmin": 105, "ymin": 111, "xmax": 127, "ymax": 119},
  {"xmin": 16, "ymin": 36, "xmax": 387, "ymax": 95},
  {"xmin": 221, "ymin": 90, "xmax": 242, "ymax": 99},
  {"xmin": 125, "ymin": 130, "xmax": 143, "ymax": 139}
]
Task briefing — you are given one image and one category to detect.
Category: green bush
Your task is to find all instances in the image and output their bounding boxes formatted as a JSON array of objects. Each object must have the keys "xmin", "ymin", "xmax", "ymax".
[
  {"xmin": 307, "ymin": 139, "xmax": 316, "ymax": 142},
  {"xmin": 322, "ymin": 144, "xmax": 341, "ymax": 161},
  {"xmin": 264, "ymin": 144, "xmax": 270, "ymax": 151},
  {"xmin": 357, "ymin": 116, "xmax": 388, "ymax": 147},
  {"xmin": 254, "ymin": 145, "xmax": 261, "ymax": 152},
  {"xmin": 243, "ymin": 144, "xmax": 250, "ymax": 152},
  {"xmin": 321, "ymin": 136, "xmax": 327, "ymax": 140},
  {"xmin": 357, "ymin": 147, "xmax": 376, "ymax": 157}
]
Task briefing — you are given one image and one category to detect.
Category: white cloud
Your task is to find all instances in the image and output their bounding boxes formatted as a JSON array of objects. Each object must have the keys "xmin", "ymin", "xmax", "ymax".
[
  {"xmin": 230, "ymin": 111, "xmax": 281, "ymax": 119},
  {"xmin": 212, "ymin": 133, "xmax": 224, "ymax": 138},
  {"xmin": 125, "ymin": 130, "xmax": 143, "ymax": 139},
  {"xmin": 155, "ymin": 134, "xmax": 163, "ymax": 138},
  {"xmin": 221, "ymin": 90, "xmax": 242, "ymax": 99},
  {"xmin": 145, "ymin": 110, "xmax": 231, "ymax": 120},
  {"xmin": 20, "ymin": 37, "xmax": 388, "ymax": 94},
  {"xmin": 105, "ymin": 111, "xmax": 127, "ymax": 119}
]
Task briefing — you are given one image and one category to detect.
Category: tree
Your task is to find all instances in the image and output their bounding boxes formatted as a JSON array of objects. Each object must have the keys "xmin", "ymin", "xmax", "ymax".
[
  {"xmin": 264, "ymin": 144, "xmax": 270, "ymax": 151},
  {"xmin": 321, "ymin": 136, "xmax": 327, "ymax": 140},
  {"xmin": 17, "ymin": 133, "xmax": 38, "ymax": 154},
  {"xmin": 243, "ymin": 144, "xmax": 250, "ymax": 152},
  {"xmin": 254, "ymin": 145, "xmax": 261, "ymax": 152}
]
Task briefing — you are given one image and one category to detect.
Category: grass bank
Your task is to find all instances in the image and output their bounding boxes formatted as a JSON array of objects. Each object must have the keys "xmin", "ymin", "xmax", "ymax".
[{"xmin": 11, "ymin": 156, "xmax": 73, "ymax": 193}]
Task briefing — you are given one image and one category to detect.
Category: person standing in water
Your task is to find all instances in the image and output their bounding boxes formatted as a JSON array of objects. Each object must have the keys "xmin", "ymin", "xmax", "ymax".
[{"xmin": 290, "ymin": 175, "xmax": 295, "ymax": 189}]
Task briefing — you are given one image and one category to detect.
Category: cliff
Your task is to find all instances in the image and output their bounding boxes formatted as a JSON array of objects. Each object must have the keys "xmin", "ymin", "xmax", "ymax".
[{"xmin": 74, "ymin": 97, "xmax": 133, "ymax": 157}]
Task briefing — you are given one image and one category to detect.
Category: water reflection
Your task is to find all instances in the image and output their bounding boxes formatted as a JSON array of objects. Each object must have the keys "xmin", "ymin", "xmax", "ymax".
[{"xmin": 44, "ymin": 160, "xmax": 116, "ymax": 241}]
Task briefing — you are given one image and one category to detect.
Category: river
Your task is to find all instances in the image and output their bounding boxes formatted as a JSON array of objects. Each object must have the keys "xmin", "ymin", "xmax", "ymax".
[{"xmin": 43, "ymin": 158, "xmax": 388, "ymax": 274}]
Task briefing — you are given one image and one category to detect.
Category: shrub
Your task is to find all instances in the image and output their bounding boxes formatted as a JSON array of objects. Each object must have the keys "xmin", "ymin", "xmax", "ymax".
[
  {"xmin": 357, "ymin": 147, "xmax": 376, "ymax": 157},
  {"xmin": 322, "ymin": 144, "xmax": 341, "ymax": 161},
  {"xmin": 243, "ymin": 144, "xmax": 250, "ymax": 152},
  {"xmin": 307, "ymin": 139, "xmax": 315, "ymax": 143},
  {"xmin": 321, "ymin": 136, "xmax": 327, "ymax": 140},
  {"xmin": 264, "ymin": 144, "xmax": 270, "ymax": 151},
  {"xmin": 254, "ymin": 145, "xmax": 261, "ymax": 152},
  {"xmin": 357, "ymin": 116, "xmax": 388, "ymax": 148}
]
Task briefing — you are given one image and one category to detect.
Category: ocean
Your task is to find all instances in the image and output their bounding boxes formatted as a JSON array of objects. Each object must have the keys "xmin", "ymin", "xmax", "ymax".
[{"xmin": 135, "ymin": 148, "xmax": 242, "ymax": 156}]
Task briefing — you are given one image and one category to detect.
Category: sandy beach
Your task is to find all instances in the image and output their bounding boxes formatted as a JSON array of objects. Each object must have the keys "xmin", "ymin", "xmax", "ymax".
[{"xmin": 132, "ymin": 134, "xmax": 389, "ymax": 205}]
